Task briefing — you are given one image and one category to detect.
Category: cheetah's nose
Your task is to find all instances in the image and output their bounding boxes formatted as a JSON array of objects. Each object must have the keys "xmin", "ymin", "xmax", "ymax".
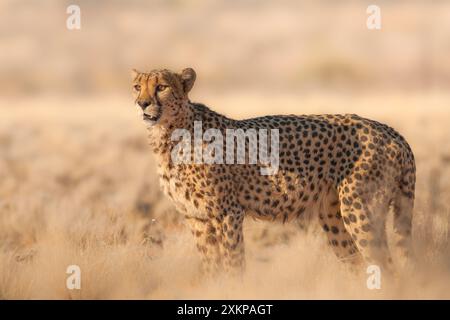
[{"xmin": 138, "ymin": 101, "xmax": 150, "ymax": 110}]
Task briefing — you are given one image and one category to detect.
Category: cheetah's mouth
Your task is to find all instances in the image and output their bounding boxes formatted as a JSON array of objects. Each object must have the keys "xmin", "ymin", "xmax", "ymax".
[{"xmin": 143, "ymin": 113, "xmax": 161, "ymax": 124}]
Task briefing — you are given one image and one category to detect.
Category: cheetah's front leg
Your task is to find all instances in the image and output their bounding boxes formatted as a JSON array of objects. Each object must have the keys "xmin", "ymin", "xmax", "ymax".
[
  {"xmin": 185, "ymin": 207, "xmax": 245, "ymax": 278},
  {"xmin": 185, "ymin": 216, "xmax": 223, "ymax": 277},
  {"xmin": 219, "ymin": 211, "xmax": 245, "ymax": 276}
]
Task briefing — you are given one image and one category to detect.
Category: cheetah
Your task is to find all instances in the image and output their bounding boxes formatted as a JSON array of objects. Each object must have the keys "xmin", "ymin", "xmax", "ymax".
[{"xmin": 131, "ymin": 67, "xmax": 416, "ymax": 276}]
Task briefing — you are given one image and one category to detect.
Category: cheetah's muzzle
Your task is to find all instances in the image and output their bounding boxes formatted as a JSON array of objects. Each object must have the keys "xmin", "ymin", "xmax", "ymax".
[{"xmin": 143, "ymin": 113, "xmax": 160, "ymax": 123}]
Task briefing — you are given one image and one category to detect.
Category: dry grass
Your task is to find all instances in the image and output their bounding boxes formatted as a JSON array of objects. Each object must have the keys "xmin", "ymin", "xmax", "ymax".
[{"xmin": 0, "ymin": 93, "xmax": 449, "ymax": 299}]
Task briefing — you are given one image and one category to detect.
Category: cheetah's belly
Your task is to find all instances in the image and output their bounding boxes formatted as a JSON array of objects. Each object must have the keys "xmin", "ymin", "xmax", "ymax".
[{"xmin": 237, "ymin": 178, "xmax": 327, "ymax": 223}]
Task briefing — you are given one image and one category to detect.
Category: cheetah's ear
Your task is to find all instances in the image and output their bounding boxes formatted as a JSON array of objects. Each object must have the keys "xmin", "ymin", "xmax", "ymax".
[
  {"xmin": 180, "ymin": 68, "xmax": 196, "ymax": 94},
  {"xmin": 131, "ymin": 68, "xmax": 139, "ymax": 80}
]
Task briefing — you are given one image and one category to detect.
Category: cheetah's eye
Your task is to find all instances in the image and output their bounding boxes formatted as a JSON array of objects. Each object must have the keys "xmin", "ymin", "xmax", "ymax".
[
  {"xmin": 133, "ymin": 84, "xmax": 141, "ymax": 91},
  {"xmin": 156, "ymin": 85, "xmax": 168, "ymax": 92}
]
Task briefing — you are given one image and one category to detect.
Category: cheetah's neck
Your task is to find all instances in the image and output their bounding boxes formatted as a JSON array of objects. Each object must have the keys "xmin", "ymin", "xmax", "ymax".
[{"xmin": 146, "ymin": 101, "xmax": 234, "ymax": 163}]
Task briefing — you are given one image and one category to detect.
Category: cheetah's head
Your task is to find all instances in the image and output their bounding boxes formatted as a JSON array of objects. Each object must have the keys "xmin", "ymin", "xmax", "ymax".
[{"xmin": 131, "ymin": 68, "xmax": 196, "ymax": 127}]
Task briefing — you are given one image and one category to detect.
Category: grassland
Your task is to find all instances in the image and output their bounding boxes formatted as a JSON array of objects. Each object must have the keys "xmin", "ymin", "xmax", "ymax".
[{"xmin": 0, "ymin": 92, "xmax": 449, "ymax": 299}]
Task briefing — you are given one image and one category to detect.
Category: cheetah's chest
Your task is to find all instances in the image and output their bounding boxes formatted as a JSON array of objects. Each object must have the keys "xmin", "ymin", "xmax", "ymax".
[{"xmin": 157, "ymin": 165, "xmax": 208, "ymax": 218}]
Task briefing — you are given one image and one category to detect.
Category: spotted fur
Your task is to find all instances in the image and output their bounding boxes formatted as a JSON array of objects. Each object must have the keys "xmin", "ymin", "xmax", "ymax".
[{"xmin": 131, "ymin": 68, "xmax": 416, "ymax": 276}]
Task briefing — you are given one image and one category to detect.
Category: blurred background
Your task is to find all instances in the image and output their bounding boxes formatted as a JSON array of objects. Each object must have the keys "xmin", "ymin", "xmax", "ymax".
[
  {"xmin": 2, "ymin": 0, "xmax": 450, "ymax": 96},
  {"xmin": 0, "ymin": 0, "xmax": 449, "ymax": 299}
]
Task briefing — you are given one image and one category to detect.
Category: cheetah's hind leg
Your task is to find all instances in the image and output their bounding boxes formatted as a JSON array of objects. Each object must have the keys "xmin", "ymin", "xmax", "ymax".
[
  {"xmin": 338, "ymin": 181, "xmax": 395, "ymax": 275},
  {"xmin": 320, "ymin": 187, "xmax": 364, "ymax": 269},
  {"xmin": 392, "ymin": 192, "xmax": 414, "ymax": 266}
]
